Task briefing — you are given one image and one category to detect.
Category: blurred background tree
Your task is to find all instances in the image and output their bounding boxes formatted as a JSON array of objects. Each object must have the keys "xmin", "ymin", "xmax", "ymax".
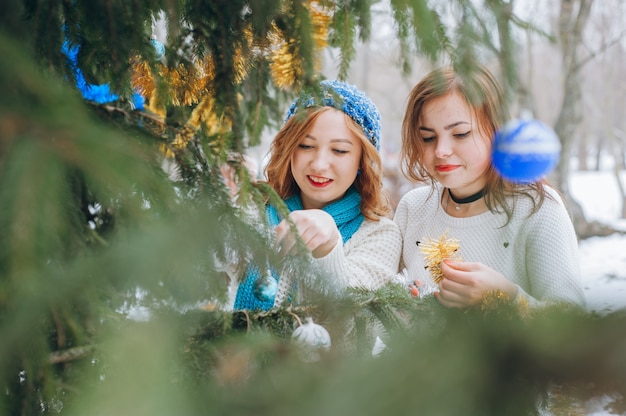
[{"xmin": 0, "ymin": 0, "xmax": 625, "ymax": 415}]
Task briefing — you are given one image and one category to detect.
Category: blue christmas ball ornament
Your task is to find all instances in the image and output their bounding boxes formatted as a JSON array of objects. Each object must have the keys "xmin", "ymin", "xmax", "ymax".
[
  {"xmin": 150, "ymin": 37, "xmax": 165, "ymax": 60},
  {"xmin": 492, "ymin": 119, "xmax": 561, "ymax": 183},
  {"xmin": 253, "ymin": 272, "xmax": 278, "ymax": 303}
]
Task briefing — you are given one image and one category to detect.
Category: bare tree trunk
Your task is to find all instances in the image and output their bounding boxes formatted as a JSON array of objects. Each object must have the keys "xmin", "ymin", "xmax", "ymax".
[
  {"xmin": 594, "ymin": 136, "xmax": 603, "ymax": 171},
  {"xmin": 576, "ymin": 119, "xmax": 588, "ymax": 171},
  {"xmin": 616, "ymin": 47, "xmax": 626, "ymax": 217},
  {"xmin": 577, "ymin": 139, "xmax": 588, "ymax": 171},
  {"xmin": 552, "ymin": 0, "xmax": 594, "ymax": 238},
  {"xmin": 553, "ymin": 0, "xmax": 593, "ymax": 194},
  {"xmin": 620, "ymin": 135, "xmax": 626, "ymax": 170},
  {"xmin": 621, "ymin": 134, "xmax": 626, "ymax": 169},
  {"xmin": 492, "ymin": 0, "xmax": 517, "ymax": 103},
  {"xmin": 605, "ymin": 47, "xmax": 626, "ymax": 219},
  {"xmin": 614, "ymin": 162, "xmax": 626, "ymax": 219},
  {"xmin": 518, "ymin": 25, "xmax": 537, "ymax": 117}
]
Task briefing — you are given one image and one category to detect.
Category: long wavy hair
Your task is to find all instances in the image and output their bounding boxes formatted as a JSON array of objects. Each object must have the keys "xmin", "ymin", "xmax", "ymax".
[
  {"xmin": 400, "ymin": 65, "xmax": 550, "ymax": 222},
  {"xmin": 265, "ymin": 107, "xmax": 390, "ymax": 221}
]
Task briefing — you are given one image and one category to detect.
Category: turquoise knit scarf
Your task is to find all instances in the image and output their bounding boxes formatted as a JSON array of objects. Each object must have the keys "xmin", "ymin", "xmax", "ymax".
[{"xmin": 233, "ymin": 187, "xmax": 364, "ymax": 311}]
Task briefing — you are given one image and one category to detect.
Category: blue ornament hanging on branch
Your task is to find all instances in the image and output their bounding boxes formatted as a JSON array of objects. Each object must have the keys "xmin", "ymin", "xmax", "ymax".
[
  {"xmin": 253, "ymin": 267, "xmax": 278, "ymax": 303},
  {"xmin": 492, "ymin": 119, "xmax": 561, "ymax": 183},
  {"xmin": 150, "ymin": 35, "xmax": 166, "ymax": 60}
]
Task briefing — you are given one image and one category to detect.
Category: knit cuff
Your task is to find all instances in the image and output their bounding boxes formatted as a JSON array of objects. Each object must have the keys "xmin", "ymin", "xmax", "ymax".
[
  {"xmin": 313, "ymin": 240, "xmax": 348, "ymax": 291},
  {"xmin": 513, "ymin": 284, "xmax": 540, "ymax": 307}
]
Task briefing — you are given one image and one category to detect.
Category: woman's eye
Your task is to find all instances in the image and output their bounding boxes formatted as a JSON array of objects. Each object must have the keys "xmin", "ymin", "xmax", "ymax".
[
  {"xmin": 298, "ymin": 144, "xmax": 313, "ymax": 150},
  {"xmin": 333, "ymin": 149, "xmax": 349, "ymax": 155},
  {"xmin": 454, "ymin": 131, "xmax": 471, "ymax": 139},
  {"xmin": 421, "ymin": 136, "xmax": 435, "ymax": 143}
]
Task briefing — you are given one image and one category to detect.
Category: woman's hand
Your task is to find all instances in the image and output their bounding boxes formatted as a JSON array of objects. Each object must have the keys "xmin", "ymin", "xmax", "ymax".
[
  {"xmin": 434, "ymin": 260, "xmax": 518, "ymax": 308},
  {"xmin": 274, "ymin": 209, "xmax": 340, "ymax": 259}
]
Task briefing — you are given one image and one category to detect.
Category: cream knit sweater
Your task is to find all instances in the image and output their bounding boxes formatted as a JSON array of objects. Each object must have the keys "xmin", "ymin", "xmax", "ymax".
[
  {"xmin": 394, "ymin": 184, "xmax": 585, "ymax": 306},
  {"xmin": 274, "ymin": 217, "xmax": 402, "ymax": 306}
]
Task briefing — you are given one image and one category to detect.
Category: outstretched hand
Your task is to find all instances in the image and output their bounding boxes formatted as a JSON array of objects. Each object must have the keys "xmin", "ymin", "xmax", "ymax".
[
  {"xmin": 274, "ymin": 209, "xmax": 340, "ymax": 259},
  {"xmin": 434, "ymin": 260, "xmax": 518, "ymax": 308}
]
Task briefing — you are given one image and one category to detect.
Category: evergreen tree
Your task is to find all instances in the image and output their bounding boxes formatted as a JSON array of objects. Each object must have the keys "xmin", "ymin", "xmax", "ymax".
[{"xmin": 0, "ymin": 1, "xmax": 625, "ymax": 415}]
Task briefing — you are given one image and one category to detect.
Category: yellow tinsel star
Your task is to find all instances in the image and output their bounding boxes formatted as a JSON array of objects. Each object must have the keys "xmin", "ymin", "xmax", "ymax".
[{"xmin": 419, "ymin": 232, "xmax": 462, "ymax": 284}]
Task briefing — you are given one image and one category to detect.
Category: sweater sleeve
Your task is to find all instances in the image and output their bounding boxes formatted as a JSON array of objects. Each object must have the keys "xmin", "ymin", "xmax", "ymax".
[
  {"xmin": 313, "ymin": 217, "xmax": 402, "ymax": 291},
  {"xmin": 393, "ymin": 195, "xmax": 411, "ymax": 272},
  {"xmin": 518, "ymin": 192, "xmax": 586, "ymax": 307}
]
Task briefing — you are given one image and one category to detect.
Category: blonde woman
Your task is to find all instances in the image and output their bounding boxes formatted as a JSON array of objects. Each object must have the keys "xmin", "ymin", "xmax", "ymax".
[{"xmin": 234, "ymin": 80, "xmax": 401, "ymax": 311}]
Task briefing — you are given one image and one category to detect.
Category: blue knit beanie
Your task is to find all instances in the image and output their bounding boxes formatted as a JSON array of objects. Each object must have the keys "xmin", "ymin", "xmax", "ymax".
[{"xmin": 284, "ymin": 80, "xmax": 382, "ymax": 151}]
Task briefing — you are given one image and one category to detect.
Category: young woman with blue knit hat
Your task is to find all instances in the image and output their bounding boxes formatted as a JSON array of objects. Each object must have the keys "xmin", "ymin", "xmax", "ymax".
[{"xmin": 233, "ymin": 80, "xmax": 402, "ymax": 311}]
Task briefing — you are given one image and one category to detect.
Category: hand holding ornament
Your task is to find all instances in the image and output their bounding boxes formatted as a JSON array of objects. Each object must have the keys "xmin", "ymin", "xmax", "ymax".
[
  {"xmin": 435, "ymin": 260, "xmax": 518, "ymax": 308},
  {"xmin": 274, "ymin": 210, "xmax": 340, "ymax": 259}
]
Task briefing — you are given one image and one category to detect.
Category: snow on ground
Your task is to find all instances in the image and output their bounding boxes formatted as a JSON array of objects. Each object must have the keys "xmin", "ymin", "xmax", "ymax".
[{"xmin": 569, "ymin": 169, "xmax": 626, "ymax": 314}]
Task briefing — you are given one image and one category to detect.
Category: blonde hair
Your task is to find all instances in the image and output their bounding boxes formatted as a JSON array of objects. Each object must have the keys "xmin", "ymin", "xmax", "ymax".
[
  {"xmin": 265, "ymin": 107, "xmax": 390, "ymax": 221},
  {"xmin": 401, "ymin": 66, "xmax": 549, "ymax": 221}
]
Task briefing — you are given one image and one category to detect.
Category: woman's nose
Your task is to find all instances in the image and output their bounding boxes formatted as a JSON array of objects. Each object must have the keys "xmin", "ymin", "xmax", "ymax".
[
  {"xmin": 310, "ymin": 150, "xmax": 330, "ymax": 171},
  {"xmin": 434, "ymin": 137, "xmax": 453, "ymax": 159}
]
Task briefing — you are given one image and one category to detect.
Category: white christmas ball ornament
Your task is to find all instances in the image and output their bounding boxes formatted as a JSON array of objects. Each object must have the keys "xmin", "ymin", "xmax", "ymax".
[
  {"xmin": 492, "ymin": 119, "xmax": 561, "ymax": 183},
  {"xmin": 291, "ymin": 317, "xmax": 331, "ymax": 362}
]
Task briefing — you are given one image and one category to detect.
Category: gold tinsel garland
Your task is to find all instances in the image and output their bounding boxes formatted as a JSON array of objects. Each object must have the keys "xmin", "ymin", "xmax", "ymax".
[
  {"xmin": 269, "ymin": 1, "xmax": 331, "ymax": 89},
  {"xmin": 132, "ymin": 56, "xmax": 233, "ymax": 157},
  {"xmin": 130, "ymin": 0, "xmax": 331, "ymax": 157},
  {"xmin": 131, "ymin": 60, "xmax": 211, "ymax": 118}
]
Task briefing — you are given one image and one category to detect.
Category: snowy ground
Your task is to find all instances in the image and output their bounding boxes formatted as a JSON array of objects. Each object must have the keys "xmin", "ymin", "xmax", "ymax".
[{"xmin": 570, "ymin": 169, "xmax": 626, "ymax": 314}]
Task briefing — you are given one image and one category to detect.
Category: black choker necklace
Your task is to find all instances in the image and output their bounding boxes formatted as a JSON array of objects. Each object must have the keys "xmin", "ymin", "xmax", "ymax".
[{"xmin": 447, "ymin": 188, "xmax": 486, "ymax": 211}]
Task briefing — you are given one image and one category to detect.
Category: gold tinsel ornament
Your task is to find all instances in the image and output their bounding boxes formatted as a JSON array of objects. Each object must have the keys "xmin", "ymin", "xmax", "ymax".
[
  {"xmin": 419, "ymin": 232, "xmax": 462, "ymax": 284},
  {"xmin": 269, "ymin": 0, "xmax": 331, "ymax": 89},
  {"xmin": 163, "ymin": 62, "xmax": 208, "ymax": 108},
  {"xmin": 130, "ymin": 60, "xmax": 208, "ymax": 120},
  {"xmin": 130, "ymin": 60, "xmax": 156, "ymax": 102},
  {"xmin": 131, "ymin": 55, "xmax": 229, "ymax": 158}
]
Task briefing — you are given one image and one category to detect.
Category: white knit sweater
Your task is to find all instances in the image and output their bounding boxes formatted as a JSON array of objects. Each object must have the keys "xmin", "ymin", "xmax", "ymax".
[
  {"xmin": 274, "ymin": 217, "xmax": 402, "ymax": 306},
  {"xmin": 393, "ymin": 184, "xmax": 585, "ymax": 306}
]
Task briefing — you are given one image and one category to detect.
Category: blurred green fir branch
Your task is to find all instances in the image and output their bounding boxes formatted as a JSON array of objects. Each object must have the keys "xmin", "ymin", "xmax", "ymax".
[{"xmin": 0, "ymin": 1, "xmax": 622, "ymax": 415}]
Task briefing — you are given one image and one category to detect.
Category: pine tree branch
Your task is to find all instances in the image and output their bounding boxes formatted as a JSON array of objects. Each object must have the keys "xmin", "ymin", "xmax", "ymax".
[{"xmin": 49, "ymin": 345, "xmax": 94, "ymax": 364}]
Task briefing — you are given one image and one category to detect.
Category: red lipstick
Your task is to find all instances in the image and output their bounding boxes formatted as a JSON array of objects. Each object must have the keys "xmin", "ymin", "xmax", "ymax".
[
  {"xmin": 308, "ymin": 175, "xmax": 332, "ymax": 188},
  {"xmin": 436, "ymin": 165, "xmax": 459, "ymax": 172}
]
